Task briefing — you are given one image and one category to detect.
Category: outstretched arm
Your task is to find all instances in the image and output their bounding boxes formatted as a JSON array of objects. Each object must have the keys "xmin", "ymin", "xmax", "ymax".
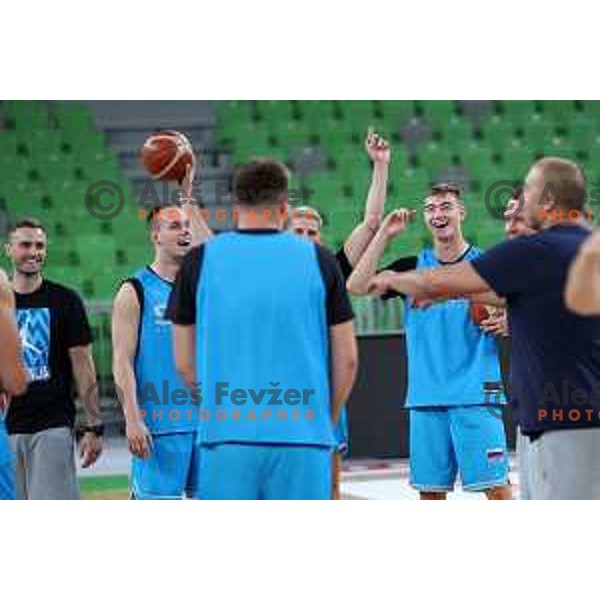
[{"xmin": 367, "ymin": 261, "xmax": 491, "ymax": 300}]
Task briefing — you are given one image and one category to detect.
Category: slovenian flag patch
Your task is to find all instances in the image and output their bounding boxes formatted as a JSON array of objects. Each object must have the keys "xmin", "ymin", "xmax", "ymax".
[{"xmin": 487, "ymin": 448, "xmax": 505, "ymax": 464}]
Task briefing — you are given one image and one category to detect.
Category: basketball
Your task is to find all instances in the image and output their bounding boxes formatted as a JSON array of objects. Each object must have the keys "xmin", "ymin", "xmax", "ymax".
[
  {"xmin": 470, "ymin": 302, "xmax": 491, "ymax": 325},
  {"xmin": 140, "ymin": 130, "xmax": 194, "ymax": 182}
]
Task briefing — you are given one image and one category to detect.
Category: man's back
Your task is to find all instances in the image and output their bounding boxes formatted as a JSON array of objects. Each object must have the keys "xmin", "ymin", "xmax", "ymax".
[{"xmin": 169, "ymin": 229, "xmax": 353, "ymax": 446}]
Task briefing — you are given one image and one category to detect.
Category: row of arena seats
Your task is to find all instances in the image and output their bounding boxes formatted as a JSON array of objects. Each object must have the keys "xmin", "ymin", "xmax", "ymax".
[{"xmin": 215, "ymin": 100, "xmax": 600, "ymax": 260}]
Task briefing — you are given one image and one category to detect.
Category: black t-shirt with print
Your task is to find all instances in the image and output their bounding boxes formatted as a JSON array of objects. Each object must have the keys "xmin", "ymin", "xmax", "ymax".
[{"xmin": 6, "ymin": 280, "xmax": 92, "ymax": 434}]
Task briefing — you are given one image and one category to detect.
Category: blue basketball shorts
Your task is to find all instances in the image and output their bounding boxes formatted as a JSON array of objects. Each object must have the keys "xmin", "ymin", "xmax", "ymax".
[
  {"xmin": 409, "ymin": 405, "xmax": 509, "ymax": 493},
  {"xmin": 131, "ymin": 431, "xmax": 200, "ymax": 499},
  {"xmin": 198, "ymin": 443, "xmax": 332, "ymax": 500}
]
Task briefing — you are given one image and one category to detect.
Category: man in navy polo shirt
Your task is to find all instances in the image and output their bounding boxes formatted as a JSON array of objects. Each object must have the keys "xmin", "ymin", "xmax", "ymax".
[{"xmin": 366, "ymin": 157, "xmax": 600, "ymax": 499}]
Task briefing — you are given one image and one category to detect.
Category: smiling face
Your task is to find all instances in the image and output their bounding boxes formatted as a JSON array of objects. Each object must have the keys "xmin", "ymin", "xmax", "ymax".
[
  {"xmin": 423, "ymin": 191, "xmax": 465, "ymax": 243},
  {"xmin": 7, "ymin": 226, "xmax": 47, "ymax": 276},
  {"xmin": 151, "ymin": 207, "xmax": 192, "ymax": 261}
]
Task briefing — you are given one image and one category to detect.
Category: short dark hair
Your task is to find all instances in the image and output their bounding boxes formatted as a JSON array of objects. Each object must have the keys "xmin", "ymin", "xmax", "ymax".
[
  {"xmin": 146, "ymin": 205, "xmax": 164, "ymax": 226},
  {"xmin": 9, "ymin": 218, "xmax": 46, "ymax": 234},
  {"xmin": 429, "ymin": 183, "xmax": 462, "ymax": 200},
  {"xmin": 233, "ymin": 159, "xmax": 289, "ymax": 207}
]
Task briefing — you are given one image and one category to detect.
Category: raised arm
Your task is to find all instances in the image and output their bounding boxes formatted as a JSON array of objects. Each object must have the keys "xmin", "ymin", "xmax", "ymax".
[
  {"xmin": 112, "ymin": 283, "xmax": 151, "ymax": 459},
  {"xmin": 565, "ymin": 230, "xmax": 600, "ymax": 315},
  {"xmin": 182, "ymin": 159, "xmax": 213, "ymax": 246},
  {"xmin": 342, "ymin": 129, "xmax": 390, "ymax": 266}
]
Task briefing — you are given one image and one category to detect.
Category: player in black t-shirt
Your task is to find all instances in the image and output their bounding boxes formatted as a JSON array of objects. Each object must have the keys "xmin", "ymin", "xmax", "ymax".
[
  {"xmin": 287, "ymin": 129, "xmax": 390, "ymax": 498},
  {"xmin": 5, "ymin": 219, "xmax": 103, "ymax": 499}
]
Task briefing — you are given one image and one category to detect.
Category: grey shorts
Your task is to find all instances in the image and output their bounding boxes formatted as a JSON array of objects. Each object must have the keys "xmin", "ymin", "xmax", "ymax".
[
  {"xmin": 529, "ymin": 428, "xmax": 600, "ymax": 500},
  {"xmin": 516, "ymin": 428, "xmax": 532, "ymax": 500},
  {"xmin": 10, "ymin": 427, "xmax": 80, "ymax": 500}
]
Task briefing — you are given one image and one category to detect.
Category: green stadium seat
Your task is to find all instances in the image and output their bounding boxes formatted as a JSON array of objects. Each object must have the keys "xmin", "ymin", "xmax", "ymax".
[
  {"xmin": 458, "ymin": 142, "xmax": 495, "ymax": 180},
  {"xmin": 88, "ymin": 312, "xmax": 112, "ymax": 377},
  {"xmin": 377, "ymin": 101, "xmax": 415, "ymax": 128},
  {"xmin": 303, "ymin": 174, "xmax": 345, "ymax": 207},
  {"xmin": 480, "ymin": 116, "xmax": 515, "ymax": 154},
  {"xmin": 498, "ymin": 100, "xmax": 537, "ymax": 129},
  {"xmin": 567, "ymin": 118, "xmax": 597, "ymax": 152},
  {"xmin": 44, "ymin": 264, "xmax": 87, "ymax": 292},
  {"xmin": 61, "ymin": 129, "xmax": 106, "ymax": 154},
  {"xmin": 296, "ymin": 101, "xmax": 336, "ymax": 131},
  {"xmin": 0, "ymin": 131, "xmax": 20, "ymax": 156},
  {"xmin": 19, "ymin": 130, "xmax": 63, "ymax": 162},
  {"xmin": 36, "ymin": 154, "xmax": 79, "ymax": 183},
  {"xmin": 318, "ymin": 119, "xmax": 353, "ymax": 156},
  {"xmin": 52, "ymin": 102, "xmax": 96, "ymax": 132},
  {"xmin": 75, "ymin": 235, "xmax": 117, "ymax": 275},
  {"xmin": 419, "ymin": 100, "xmax": 457, "ymax": 131},
  {"xmin": 417, "ymin": 142, "xmax": 453, "ymax": 179},
  {"xmin": 0, "ymin": 158, "xmax": 30, "ymax": 186},
  {"xmin": 442, "ymin": 117, "xmax": 474, "ymax": 153},
  {"xmin": 256, "ymin": 100, "xmax": 294, "ymax": 124},
  {"xmin": 586, "ymin": 146, "xmax": 600, "ymax": 179},
  {"xmin": 582, "ymin": 101, "xmax": 600, "ymax": 122},
  {"xmin": 338, "ymin": 101, "xmax": 377, "ymax": 123},
  {"xmin": 122, "ymin": 242, "xmax": 153, "ymax": 268},
  {"xmin": 392, "ymin": 167, "xmax": 430, "ymax": 202},
  {"xmin": 540, "ymin": 100, "xmax": 577, "ymax": 129},
  {"xmin": 4, "ymin": 100, "xmax": 49, "ymax": 130},
  {"xmin": 335, "ymin": 146, "xmax": 368, "ymax": 172},
  {"xmin": 503, "ymin": 142, "xmax": 535, "ymax": 181},
  {"xmin": 523, "ymin": 117, "xmax": 556, "ymax": 154},
  {"xmin": 541, "ymin": 137, "xmax": 579, "ymax": 161},
  {"xmin": 266, "ymin": 120, "xmax": 311, "ymax": 149}
]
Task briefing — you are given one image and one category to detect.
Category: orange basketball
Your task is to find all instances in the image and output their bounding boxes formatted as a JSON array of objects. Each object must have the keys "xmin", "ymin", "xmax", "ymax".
[
  {"xmin": 140, "ymin": 130, "xmax": 194, "ymax": 182},
  {"xmin": 470, "ymin": 302, "xmax": 490, "ymax": 325}
]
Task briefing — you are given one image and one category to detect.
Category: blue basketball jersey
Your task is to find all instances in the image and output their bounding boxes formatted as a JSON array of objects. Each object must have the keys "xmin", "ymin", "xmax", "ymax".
[
  {"xmin": 194, "ymin": 231, "xmax": 336, "ymax": 447},
  {"xmin": 404, "ymin": 246, "xmax": 505, "ymax": 408},
  {"xmin": 132, "ymin": 267, "xmax": 198, "ymax": 434}
]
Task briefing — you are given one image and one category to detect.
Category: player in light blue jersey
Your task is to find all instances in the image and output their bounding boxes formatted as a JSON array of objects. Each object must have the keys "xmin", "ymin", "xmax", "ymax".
[
  {"xmin": 168, "ymin": 159, "xmax": 358, "ymax": 500},
  {"xmin": 348, "ymin": 183, "xmax": 512, "ymax": 499},
  {"xmin": 0, "ymin": 268, "xmax": 28, "ymax": 500},
  {"xmin": 112, "ymin": 163, "xmax": 212, "ymax": 499},
  {"xmin": 288, "ymin": 128, "xmax": 391, "ymax": 498}
]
